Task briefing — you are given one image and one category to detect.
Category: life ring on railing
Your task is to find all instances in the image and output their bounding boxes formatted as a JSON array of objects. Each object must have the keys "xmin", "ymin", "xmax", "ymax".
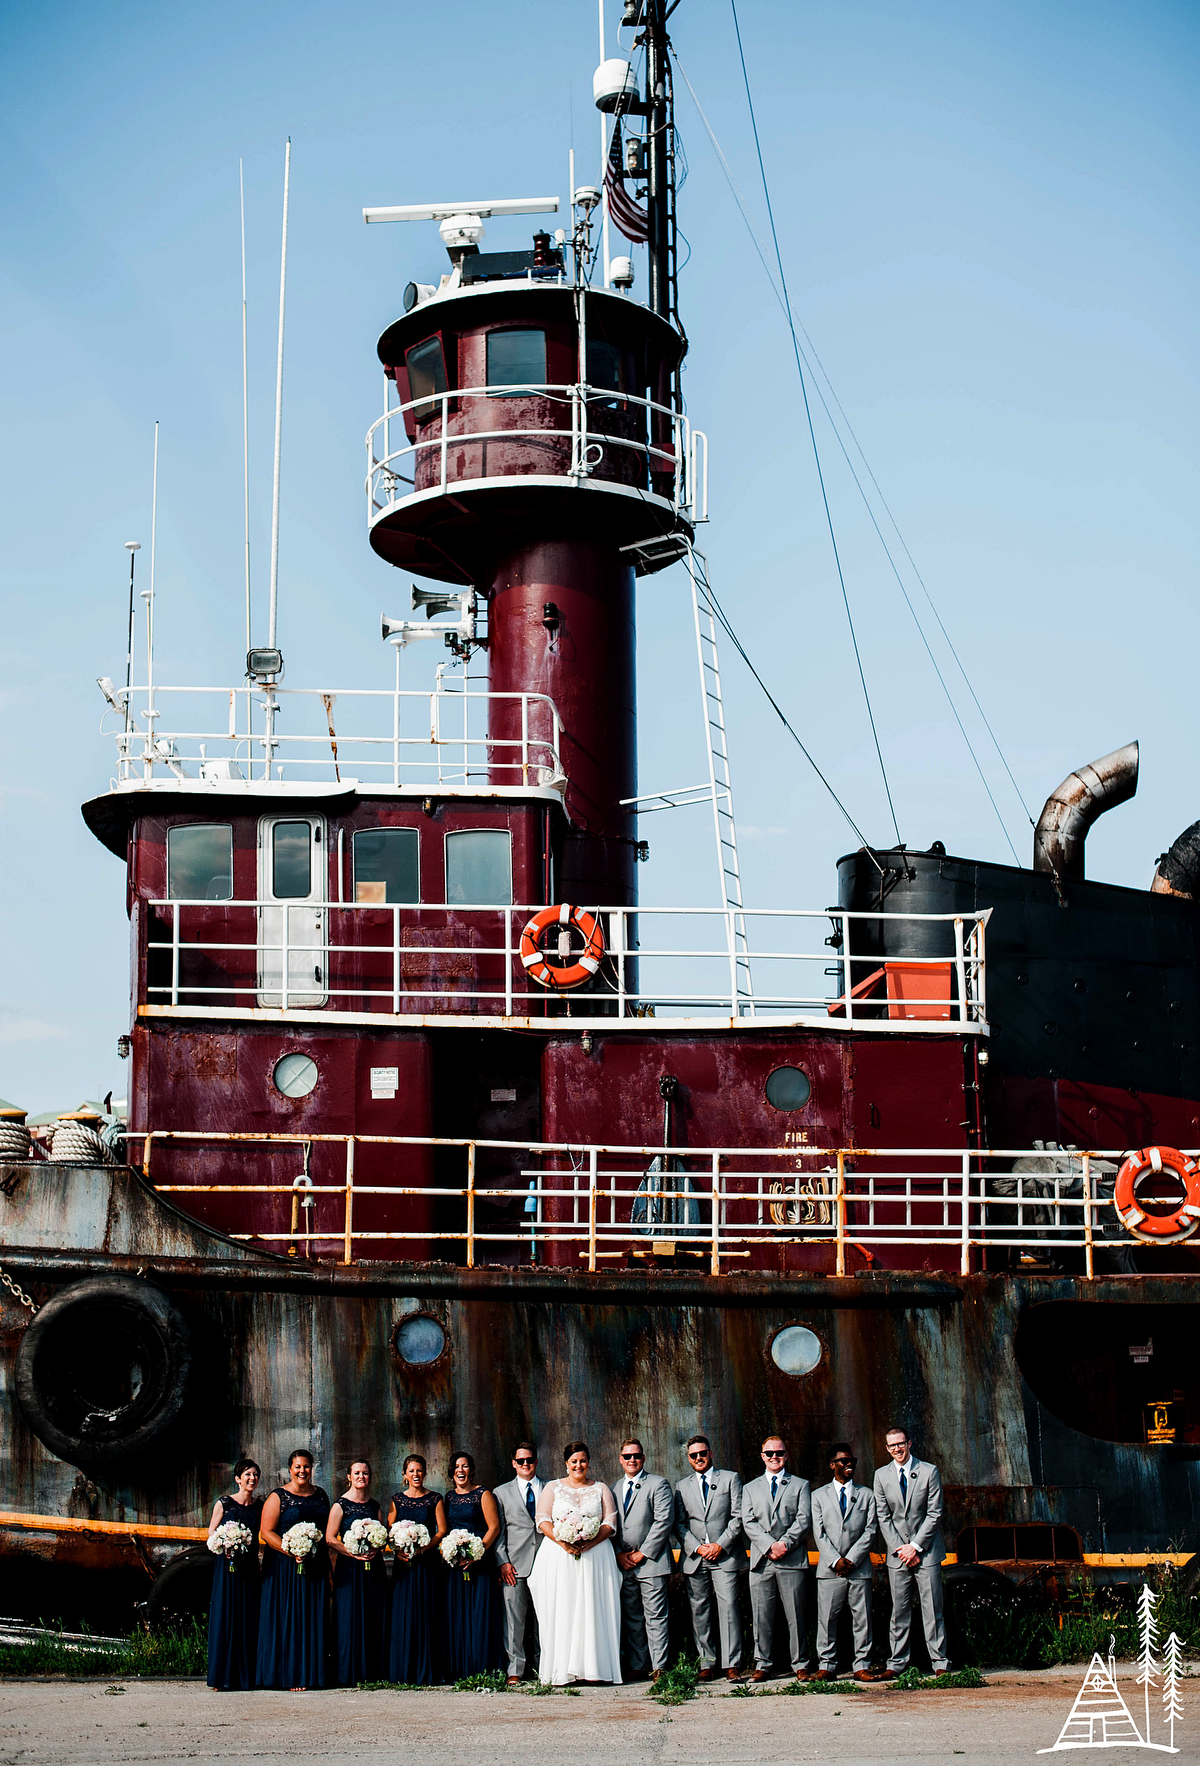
[
  {"xmin": 519, "ymin": 904, "xmax": 605, "ymax": 990},
  {"xmin": 1114, "ymin": 1146, "xmax": 1200, "ymax": 1243}
]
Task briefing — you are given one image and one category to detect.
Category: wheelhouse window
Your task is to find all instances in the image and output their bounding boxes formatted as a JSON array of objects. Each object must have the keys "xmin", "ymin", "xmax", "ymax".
[
  {"xmin": 353, "ymin": 828, "xmax": 420, "ymax": 904},
  {"xmin": 486, "ymin": 329, "xmax": 546, "ymax": 396},
  {"xmin": 405, "ymin": 336, "xmax": 448, "ymax": 423},
  {"xmin": 445, "ymin": 829, "xmax": 512, "ymax": 905},
  {"xmin": 272, "ymin": 821, "xmax": 313, "ymax": 899},
  {"xmin": 167, "ymin": 824, "xmax": 233, "ymax": 900},
  {"xmin": 586, "ymin": 339, "xmax": 624, "ymax": 405}
]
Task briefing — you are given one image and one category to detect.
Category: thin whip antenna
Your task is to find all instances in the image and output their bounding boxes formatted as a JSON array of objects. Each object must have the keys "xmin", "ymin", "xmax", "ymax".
[
  {"xmin": 598, "ymin": 0, "xmax": 611, "ymax": 285},
  {"xmin": 268, "ymin": 137, "xmax": 291, "ymax": 651},
  {"xmin": 146, "ymin": 420, "xmax": 159, "ymax": 721},
  {"xmin": 240, "ymin": 158, "xmax": 251, "ymax": 655}
]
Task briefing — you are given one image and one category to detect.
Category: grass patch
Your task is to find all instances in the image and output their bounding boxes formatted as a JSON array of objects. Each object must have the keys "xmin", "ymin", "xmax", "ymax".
[
  {"xmin": 648, "ymin": 1656, "xmax": 701, "ymax": 1706},
  {"xmin": 893, "ymin": 1664, "xmax": 985, "ymax": 1691},
  {"xmin": 524, "ymin": 1680, "xmax": 581, "ymax": 1696},
  {"xmin": 0, "ymin": 1621, "xmax": 206, "ymax": 1679},
  {"xmin": 452, "ymin": 1668, "xmax": 508, "ymax": 1692},
  {"xmin": 773, "ymin": 1676, "xmax": 860, "ymax": 1696},
  {"xmin": 947, "ymin": 1565, "xmax": 1200, "ymax": 1670}
]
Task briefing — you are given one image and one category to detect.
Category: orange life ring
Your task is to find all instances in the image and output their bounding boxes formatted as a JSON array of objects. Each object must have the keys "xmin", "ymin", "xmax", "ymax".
[
  {"xmin": 1114, "ymin": 1145, "xmax": 1200, "ymax": 1243},
  {"xmin": 519, "ymin": 904, "xmax": 605, "ymax": 991}
]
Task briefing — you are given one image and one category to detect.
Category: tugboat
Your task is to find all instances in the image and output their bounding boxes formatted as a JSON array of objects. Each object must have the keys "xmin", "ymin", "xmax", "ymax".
[{"xmin": 1, "ymin": 0, "xmax": 1198, "ymax": 1628}]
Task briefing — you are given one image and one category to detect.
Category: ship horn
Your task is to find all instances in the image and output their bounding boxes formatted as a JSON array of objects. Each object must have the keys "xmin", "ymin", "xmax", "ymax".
[
  {"xmin": 1033, "ymin": 741, "xmax": 1139, "ymax": 879},
  {"xmin": 1152, "ymin": 819, "xmax": 1200, "ymax": 900}
]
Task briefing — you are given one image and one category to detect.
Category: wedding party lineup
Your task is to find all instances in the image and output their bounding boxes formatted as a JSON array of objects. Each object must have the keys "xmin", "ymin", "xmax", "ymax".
[{"xmin": 204, "ymin": 1427, "xmax": 948, "ymax": 1692}]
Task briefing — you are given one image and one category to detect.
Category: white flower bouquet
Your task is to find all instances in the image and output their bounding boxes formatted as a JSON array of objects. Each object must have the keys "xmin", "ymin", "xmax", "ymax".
[
  {"xmin": 207, "ymin": 1520, "xmax": 254, "ymax": 1571},
  {"xmin": 281, "ymin": 1520, "xmax": 324, "ymax": 1575},
  {"xmin": 552, "ymin": 1512, "xmax": 600, "ymax": 1558},
  {"xmin": 440, "ymin": 1527, "xmax": 485, "ymax": 1581},
  {"xmin": 345, "ymin": 1517, "xmax": 388, "ymax": 1569},
  {"xmin": 389, "ymin": 1519, "xmax": 431, "ymax": 1561}
]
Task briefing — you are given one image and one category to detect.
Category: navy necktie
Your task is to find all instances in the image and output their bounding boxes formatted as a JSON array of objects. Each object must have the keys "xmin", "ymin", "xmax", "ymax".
[
  {"xmin": 624, "ymin": 1480, "xmax": 637, "ymax": 1517},
  {"xmin": 701, "ymin": 1474, "xmax": 709, "ymax": 1506},
  {"xmin": 770, "ymin": 1475, "xmax": 778, "ymax": 1503},
  {"xmin": 839, "ymin": 1486, "xmax": 847, "ymax": 1518},
  {"xmin": 900, "ymin": 1469, "xmax": 908, "ymax": 1502},
  {"xmin": 525, "ymin": 1483, "xmax": 536, "ymax": 1520}
]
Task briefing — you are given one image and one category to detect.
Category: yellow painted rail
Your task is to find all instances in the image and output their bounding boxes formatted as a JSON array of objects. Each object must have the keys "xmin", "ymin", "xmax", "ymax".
[{"xmin": 0, "ymin": 1510, "xmax": 208, "ymax": 1542}]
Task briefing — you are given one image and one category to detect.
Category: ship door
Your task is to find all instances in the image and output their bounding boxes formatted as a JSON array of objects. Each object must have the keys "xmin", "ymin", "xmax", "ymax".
[{"xmin": 258, "ymin": 816, "xmax": 327, "ymax": 1007}]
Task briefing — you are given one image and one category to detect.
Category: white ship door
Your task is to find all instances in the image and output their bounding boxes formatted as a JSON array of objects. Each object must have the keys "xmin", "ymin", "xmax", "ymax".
[{"xmin": 258, "ymin": 816, "xmax": 327, "ymax": 1007}]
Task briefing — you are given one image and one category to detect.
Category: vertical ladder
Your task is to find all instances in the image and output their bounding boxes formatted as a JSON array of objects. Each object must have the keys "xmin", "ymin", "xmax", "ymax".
[{"xmin": 686, "ymin": 547, "xmax": 753, "ymax": 1009}]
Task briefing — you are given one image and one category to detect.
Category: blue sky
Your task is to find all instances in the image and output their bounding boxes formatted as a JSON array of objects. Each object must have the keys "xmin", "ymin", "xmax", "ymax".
[{"xmin": 2, "ymin": 0, "xmax": 1197, "ymax": 1110}]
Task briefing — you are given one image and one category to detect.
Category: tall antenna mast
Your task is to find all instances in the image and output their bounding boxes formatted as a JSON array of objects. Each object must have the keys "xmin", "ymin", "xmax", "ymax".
[
  {"xmin": 598, "ymin": 0, "xmax": 611, "ymax": 285},
  {"xmin": 144, "ymin": 420, "xmax": 159, "ymax": 735},
  {"xmin": 240, "ymin": 158, "xmax": 251, "ymax": 656},
  {"xmin": 268, "ymin": 137, "xmax": 291, "ymax": 652}
]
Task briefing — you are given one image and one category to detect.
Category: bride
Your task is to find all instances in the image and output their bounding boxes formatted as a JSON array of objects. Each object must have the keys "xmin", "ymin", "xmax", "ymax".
[{"xmin": 527, "ymin": 1440, "xmax": 622, "ymax": 1685}]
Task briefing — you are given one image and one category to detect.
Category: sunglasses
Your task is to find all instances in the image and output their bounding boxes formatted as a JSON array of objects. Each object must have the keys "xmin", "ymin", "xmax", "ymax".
[
  {"xmin": 620, "ymin": 1452, "xmax": 643, "ymax": 1461},
  {"xmin": 687, "ymin": 1451, "xmax": 709, "ymax": 1460},
  {"xmin": 514, "ymin": 1457, "xmax": 536, "ymax": 1465},
  {"xmin": 832, "ymin": 1458, "xmax": 856, "ymax": 1466},
  {"xmin": 763, "ymin": 1450, "xmax": 786, "ymax": 1459}
]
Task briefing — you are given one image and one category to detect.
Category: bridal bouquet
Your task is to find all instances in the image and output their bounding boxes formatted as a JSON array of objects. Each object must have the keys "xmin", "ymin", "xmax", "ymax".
[
  {"xmin": 206, "ymin": 1520, "xmax": 253, "ymax": 1571},
  {"xmin": 281, "ymin": 1520, "xmax": 324, "ymax": 1574},
  {"xmin": 552, "ymin": 1512, "xmax": 600, "ymax": 1558},
  {"xmin": 344, "ymin": 1517, "xmax": 388, "ymax": 1569},
  {"xmin": 389, "ymin": 1519, "xmax": 431, "ymax": 1561},
  {"xmin": 440, "ymin": 1528, "xmax": 485, "ymax": 1581}
]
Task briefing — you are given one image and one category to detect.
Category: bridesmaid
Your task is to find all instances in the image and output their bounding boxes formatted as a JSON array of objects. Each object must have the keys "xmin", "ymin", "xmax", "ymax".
[
  {"xmin": 442, "ymin": 1450, "xmax": 504, "ymax": 1679},
  {"xmin": 327, "ymin": 1458, "xmax": 388, "ymax": 1686},
  {"xmin": 256, "ymin": 1448, "xmax": 331, "ymax": 1690},
  {"xmin": 387, "ymin": 1454, "xmax": 447, "ymax": 1685},
  {"xmin": 206, "ymin": 1456, "xmax": 263, "ymax": 1690}
]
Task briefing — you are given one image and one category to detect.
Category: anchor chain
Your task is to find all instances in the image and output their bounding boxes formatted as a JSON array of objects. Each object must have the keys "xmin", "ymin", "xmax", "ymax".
[{"xmin": 0, "ymin": 1263, "xmax": 38, "ymax": 1313}]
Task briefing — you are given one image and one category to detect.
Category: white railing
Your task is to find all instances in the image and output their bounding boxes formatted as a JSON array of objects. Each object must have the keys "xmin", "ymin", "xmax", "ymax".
[
  {"xmin": 102, "ymin": 680, "xmax": 564, "ymax": 789},
  {"xmin": 143, "ymin": 901, "xmax": 988, "ymax": 1028},
  {"xmin": 134, "ymin": 1131, "xmax": 1174, "ymax": 1280},
  {"xmin": 366, "ymin": 382, "xmax": 707, "ymax": 526}
]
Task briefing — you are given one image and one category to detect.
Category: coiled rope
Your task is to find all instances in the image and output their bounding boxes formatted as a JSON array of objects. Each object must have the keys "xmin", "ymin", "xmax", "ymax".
[
  {"xmin": 49, "ymin": 1122, "xmax": 117, "ymax": 1166},
  {"xmin": 0, "ymin": 1122, "xmax": 31, "ymax": 1161}
]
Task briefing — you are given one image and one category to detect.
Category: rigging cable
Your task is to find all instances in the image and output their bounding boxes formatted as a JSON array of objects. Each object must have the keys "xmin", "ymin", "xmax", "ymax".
[
  {"xmin": 674, "ymin": 50, "xmax": 1032, "ymax": 852},
  {"xmin": 729, "ymin": 0, "xmax": 901, "ymax": 850},
  {"xmin": 690, "ymin": 550, "xmax": 882, "ymax": 866}
]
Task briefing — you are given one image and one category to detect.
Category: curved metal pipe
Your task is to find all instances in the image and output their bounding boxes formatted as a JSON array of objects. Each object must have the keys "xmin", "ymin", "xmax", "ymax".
[{"xmin": 1033, "ymin": 741, "xmax": 1139, "ymax": 879}]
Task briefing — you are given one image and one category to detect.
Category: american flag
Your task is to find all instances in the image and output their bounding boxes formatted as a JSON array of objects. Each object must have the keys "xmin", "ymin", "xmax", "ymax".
[{"xmin": 605, "ymin": 120, "xmax": 649, "ymax": 245}]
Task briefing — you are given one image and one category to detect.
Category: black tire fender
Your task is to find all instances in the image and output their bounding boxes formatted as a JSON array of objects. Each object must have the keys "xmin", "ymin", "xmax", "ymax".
[
  {"xmin": 15, "ymin": 1276, "xmax": 192, "ymax": 1467},
  {"xmin": 146, "ymin": 1546, "xmax": 214, "ymax": 1627}
]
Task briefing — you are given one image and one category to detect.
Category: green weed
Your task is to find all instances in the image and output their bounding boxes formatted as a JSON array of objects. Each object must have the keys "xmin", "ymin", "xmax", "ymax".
[
  {"xmin": 452, "ymin": 1668, "xmax": 508, "ymax": 1692},
  {"xmin": 648, "ymin": 1655, "xmax": 701, "ymax": 1705},
  {"xmin": 893, "ymin": 1664, "xmax": 985, "ymax": 1690},
  {"xmin": 0, "ymin": 1621, "xmax": 206, "ymax": 1679}
]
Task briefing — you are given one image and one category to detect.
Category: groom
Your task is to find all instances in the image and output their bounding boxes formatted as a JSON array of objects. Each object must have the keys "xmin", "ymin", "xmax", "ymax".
[
  {"xmin": 613, "ymin": 1438, "xmax": 674, "ymax": 1683},
  {"xmin": 493, "ymin": 1440, "xmax": 543, "ymax": 1686}
]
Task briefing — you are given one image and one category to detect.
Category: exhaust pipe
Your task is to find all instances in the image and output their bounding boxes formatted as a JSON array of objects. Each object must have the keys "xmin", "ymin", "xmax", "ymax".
[
  {"xmin": 1152, "ymin": 821, "xmax": 1200, "ymax": 900},
  {"xmin": 1033, "ymin": 741, "xmax": 1139, "ymax": 879}
]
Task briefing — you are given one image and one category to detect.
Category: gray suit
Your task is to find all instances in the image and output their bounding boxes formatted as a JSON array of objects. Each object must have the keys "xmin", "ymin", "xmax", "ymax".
[
  {"xmin": 493, "ymin": 1476, "xmax": 543, "ymax": 1678},
  {"xmin": 674, "ymin": 1469, "xmax": 744, "ymax": 1670},
  {"xmin": 613, "ymin": 1471, "xmax": 673, "ymax": 1674},
  {"xmin": 741, "ymin": 1470, "xmax": 812, "ymax": 1673},
  {"xmin": 811, "ymin": 1479, "xmax": 877, "ymax": 1672},
  {"xmin": 872, "ymin": 1455, "xmax": 948, "ymax": 1671}
]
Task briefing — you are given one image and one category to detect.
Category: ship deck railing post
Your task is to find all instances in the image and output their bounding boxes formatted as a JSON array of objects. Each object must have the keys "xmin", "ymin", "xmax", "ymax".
[
  {"xmin": 392, "ymin": 906, "xmax": 400, "ymax": 1013},
  {"xmin": 521, "ymin": 695, "xmax": 529, "ymax": 787},
  {"xmin": 466, "ymin": 1141, "xmax": 476, "ymax": 1268},
  {"xmin": 835, "ymin": 1151, "xmax": 847, "ymax": 1276},
  {"xmin": 171, "ymin": 904, "xmax": 180, "ymax": 1006},
  {"xmin": 343, "ymin": 1137, "xmax": 355, "ymax": 1264},
  {"xmin": 587, "ymin": 1149, "xmax": 598, "ymax": 1272},
  {"xmin": 141, "ymin": 1132, "xmax": 153, "ymax": 1182},
  {"xmin": 612, "ymin": 911, "xmax": 627, "ymax": 1016},
  {"xmin": 953, "ymin": 916, "xmax": 966, "ymax": 1022},
  {"xmin": 505, "ymin": 908, "xmax": 513, "ymax": 1017},
  {"xmin": 960, "ymin": 1152, "xmax": 971, "ymax": 1276},
  {"xmin": 439, "ymin": 392, "xmax": 448, "ymax": 491},
  {"xmin": 281, "ymin": 907, "xmax": 290, "ymax": 1010},
  {"xmin": 1083, "ymin": 1153, "xmax": 1095, "ymax": 1280},
  {"xmin": 710, "ymin": 1153, "xmax": 721, "ymax": 1276}
]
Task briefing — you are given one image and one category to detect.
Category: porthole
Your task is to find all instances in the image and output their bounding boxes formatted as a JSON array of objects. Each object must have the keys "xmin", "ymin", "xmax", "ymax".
[
  {"xmin": 765, "ymin": 1066, "xmax": 811, "ymax": 1112},
  {"xmin": 769, "ymin": 1324, "xmax": 822, "ymax": 1377},
  {"xmin": 394, "ymin": 1315, "xmax": 446, "ymax": 1366},
  {"xmin": 272, "ymin": 1053, "xmax": 319, "ymax": 1098}
]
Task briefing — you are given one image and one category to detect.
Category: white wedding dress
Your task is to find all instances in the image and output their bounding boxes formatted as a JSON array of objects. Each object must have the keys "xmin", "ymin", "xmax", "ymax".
[{"xmin": 527, "ymin": 1479, "xmax": 623, "ymax": 1684}]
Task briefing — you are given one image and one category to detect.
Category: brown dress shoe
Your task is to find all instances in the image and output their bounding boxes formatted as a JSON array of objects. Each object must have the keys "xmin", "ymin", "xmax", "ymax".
[
  {"xmin": 751, "ymin": 1669, "xmax": 767, "ymax": 1682},
  {"xmin": 854, "ymin": 1670, "xmax": 885, "ymax": 1682},
  {"xmin": 811, "ymin": 1670, "xmax": 833, "ymax": 1682},
  {"xmin": 697, "ymin": 1669, "xmax": 713, "ymax": 1682},
  {"xmin": 649, "ymin": 1669, "xmax": 662, "ymax": 1684},
  {"xmin": 874, "ymin": 1670, "xmax": 896, "ymax": 1681},
  {"xmin": 794, "ymin": 1671, "xmax": 811, "ymax": 1683},
  {"xmin": 506, "ymin": 1675, "xmax": 522, "ymax": 1687},
  {"xmin": 726, "ymin": 1667, "xmax": 743, "ymax": 1682},
  {"xmin": 933, "ymin": 1668, "xmax": 953, "ymax": 1678}
]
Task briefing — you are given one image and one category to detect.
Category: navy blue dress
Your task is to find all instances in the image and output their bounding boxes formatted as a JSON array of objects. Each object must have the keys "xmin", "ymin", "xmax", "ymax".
[
  {"xmin": 333, "ymin": 1496, "xmax": 388, "ymax": 1686},
  {"xmin": 206, "ymin": 1494, "xmax": 262, "ymax": 1690},
  {"xmin": 443, "ymin": 1488, "xmax": 503, "ymax": 1679},
  {"xmin": 388, "ymin": 1490, "xmax": 443, "ymax": 1685},
  {"xmin": 255, "ymin": 1486, "xmax": 331, "ymax": 1689}
]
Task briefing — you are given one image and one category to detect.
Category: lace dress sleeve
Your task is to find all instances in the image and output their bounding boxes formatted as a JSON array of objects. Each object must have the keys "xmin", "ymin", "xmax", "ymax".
[
  {"xmin": 535, "ymin": 1480, "xmax": 558, "ymax": 1533},
  {"xmin": 598, "ymin": 1482, "xmax": 618, "ymax": 1529}
]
